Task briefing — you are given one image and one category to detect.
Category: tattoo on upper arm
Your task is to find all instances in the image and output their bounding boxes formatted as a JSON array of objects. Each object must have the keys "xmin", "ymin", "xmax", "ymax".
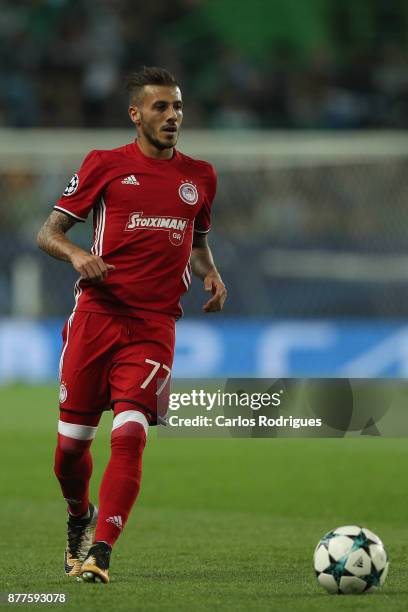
[{"xmin": 42, "ymin": 210, "xmax": 77, "ymax": 234}]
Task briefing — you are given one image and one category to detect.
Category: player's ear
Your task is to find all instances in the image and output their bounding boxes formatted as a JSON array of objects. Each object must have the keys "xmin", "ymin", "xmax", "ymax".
[{"xmin": 128, "ymin": 106, "xmax": 141, "ymax": 126}]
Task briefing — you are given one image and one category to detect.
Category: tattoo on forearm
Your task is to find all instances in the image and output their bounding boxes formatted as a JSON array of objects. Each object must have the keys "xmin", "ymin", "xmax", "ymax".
[{"xmin": 37, "ymin": 211, "xmax": 77, "ymax": 261}]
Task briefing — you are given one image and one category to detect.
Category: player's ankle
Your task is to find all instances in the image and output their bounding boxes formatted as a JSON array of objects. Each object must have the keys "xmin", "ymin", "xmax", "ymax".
[
  {"xmin": 68, "ymin": 507, "xmax": 90, "ymax": 520},
  {"xmin": 93, "ymin": 540, "xmax": 112, "ymax": 550}
]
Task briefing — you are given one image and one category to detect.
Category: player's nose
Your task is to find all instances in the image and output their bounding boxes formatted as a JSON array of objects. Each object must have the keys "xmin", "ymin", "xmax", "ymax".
[{"xmin": 168, "ymin": 106, "xmax": 179, "ymax": 121}]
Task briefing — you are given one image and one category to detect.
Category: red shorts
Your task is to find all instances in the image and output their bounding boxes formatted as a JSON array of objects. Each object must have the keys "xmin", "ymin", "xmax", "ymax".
[{"xmin": 59, "ymin": 311, "xmax": 175, "ymax": 425}]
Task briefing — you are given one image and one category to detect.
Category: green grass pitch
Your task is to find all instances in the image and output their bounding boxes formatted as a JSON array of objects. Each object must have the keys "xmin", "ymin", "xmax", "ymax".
[{"xmin": 1, "ymin": 385, "xmax": 407, "ymax": 611}]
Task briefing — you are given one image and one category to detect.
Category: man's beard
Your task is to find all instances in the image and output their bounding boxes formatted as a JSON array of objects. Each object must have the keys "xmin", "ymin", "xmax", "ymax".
[{"xmin": 140, "ymin": 119, "xmax": 177, "ymax": 150}]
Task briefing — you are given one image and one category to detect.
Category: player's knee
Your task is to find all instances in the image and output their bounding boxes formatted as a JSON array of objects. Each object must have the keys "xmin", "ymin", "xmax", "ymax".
[
  {"xmin": 111, "ymin": 410, "xmax": 148, "ymax": 452},
  {"xmin": 56, "ymin": 435, "xmax": 90, "ymax": 459},
  {"xmin": 56, "ymin": 420, "xmax": 98, "ymax": 456},
  {"xmin": 54, "ymin": 434, "xmax": 93, "ymax": 480}
]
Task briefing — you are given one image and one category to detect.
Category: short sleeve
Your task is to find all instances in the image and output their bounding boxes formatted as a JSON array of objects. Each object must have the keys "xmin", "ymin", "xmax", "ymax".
[
  {"xmin": 54, "ymin": 150, "xmax": 105, "ymax": 222},
  {"xmin": 194, "ymin": 164, "xmax": 217, "ymax": 233}
]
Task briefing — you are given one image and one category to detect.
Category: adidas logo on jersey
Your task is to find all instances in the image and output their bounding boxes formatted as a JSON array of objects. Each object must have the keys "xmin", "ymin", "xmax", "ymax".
[
  {"xmin": 121, "ymin": 174, "xmax": 140, "ymax": 185},
  {"xmin": 106, "ymin": 515, "xmax": 123, "ymax": 530},
  {"xmin": 125, "ymin": 211, "xmax": 188, "ymax": 246}
]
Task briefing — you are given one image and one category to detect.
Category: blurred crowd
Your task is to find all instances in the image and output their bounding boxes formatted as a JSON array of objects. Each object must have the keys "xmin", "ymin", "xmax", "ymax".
[{"xmin": 1, "ymin": 0, "xmax": 408, "ymax": 129}]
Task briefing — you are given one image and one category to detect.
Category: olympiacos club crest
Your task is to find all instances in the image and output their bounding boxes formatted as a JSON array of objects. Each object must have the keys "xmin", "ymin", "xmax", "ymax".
[
  {"xmin": 179, "ymin": 181, "xmax": 198, "ymax": 205},
  {"xmin": 59, "ymin": 383, "xmax": 67, "ymax": 403}
]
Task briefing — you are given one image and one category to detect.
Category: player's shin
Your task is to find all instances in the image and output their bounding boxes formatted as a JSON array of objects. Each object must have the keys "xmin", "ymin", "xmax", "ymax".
[
  {"xmin": 54, "ymin": 418, "xmax": 100, "ymax": 577},
  {"xmin": 94, "ymin": 410, "xmax": 148, "ymax": 547},
  {"xmin": 54, "ymin": 425, "xmax": 97, "ymax": 516}
]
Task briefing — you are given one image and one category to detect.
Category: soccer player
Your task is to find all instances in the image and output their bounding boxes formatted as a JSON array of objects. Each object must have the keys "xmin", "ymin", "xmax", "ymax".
[{"xmin": 37, "ymin": 66, "xmax": 227, "ymax": 583}]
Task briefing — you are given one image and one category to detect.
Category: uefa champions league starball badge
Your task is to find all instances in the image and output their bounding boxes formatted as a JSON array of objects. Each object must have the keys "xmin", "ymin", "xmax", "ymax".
[
  {"xmin": 179, "ymin": 181, "xmax": 198, "ymax": 205},
  {"xmin": 63, "ymin": 173, "xmax": 79, "ymax": 196}
]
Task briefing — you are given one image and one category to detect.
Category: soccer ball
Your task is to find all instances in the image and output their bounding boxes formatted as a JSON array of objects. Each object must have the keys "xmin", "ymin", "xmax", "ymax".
[{"xmin": 314, "ymin": 525, "xmax": 389, "ymax": 594}]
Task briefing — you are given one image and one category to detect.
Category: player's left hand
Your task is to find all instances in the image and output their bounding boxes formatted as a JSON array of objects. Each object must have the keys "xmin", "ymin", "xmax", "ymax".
[{"xmin": 203, "ymin": 274, "xmax": 227, "ymax": 313}]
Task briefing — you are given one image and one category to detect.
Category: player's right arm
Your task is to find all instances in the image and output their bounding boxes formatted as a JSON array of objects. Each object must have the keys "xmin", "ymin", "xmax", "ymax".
[
  {"xmin": 37, "ymin": 211, "xmax": 115, "ymax": 282},
  {"xmin": 37, "ymin": 149, "xmax": 115, "ymax": 282}
]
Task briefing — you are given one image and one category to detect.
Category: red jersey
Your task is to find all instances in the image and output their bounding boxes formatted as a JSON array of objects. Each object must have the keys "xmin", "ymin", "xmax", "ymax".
[{"xmin": 54, "ymin": 141, "xmax": 217, "ymax": 321}]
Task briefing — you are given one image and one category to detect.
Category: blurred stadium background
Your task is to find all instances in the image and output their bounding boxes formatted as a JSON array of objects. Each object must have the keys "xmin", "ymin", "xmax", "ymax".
[{"xmin": 2, "ymin": 0, "xmax": 408, "ymax": 381}]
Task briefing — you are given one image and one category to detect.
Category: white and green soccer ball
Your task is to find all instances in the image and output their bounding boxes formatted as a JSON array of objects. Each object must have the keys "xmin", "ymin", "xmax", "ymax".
[{"xmin": 314, "ymin": 526, "xmax": 389, "ymax": 594}]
